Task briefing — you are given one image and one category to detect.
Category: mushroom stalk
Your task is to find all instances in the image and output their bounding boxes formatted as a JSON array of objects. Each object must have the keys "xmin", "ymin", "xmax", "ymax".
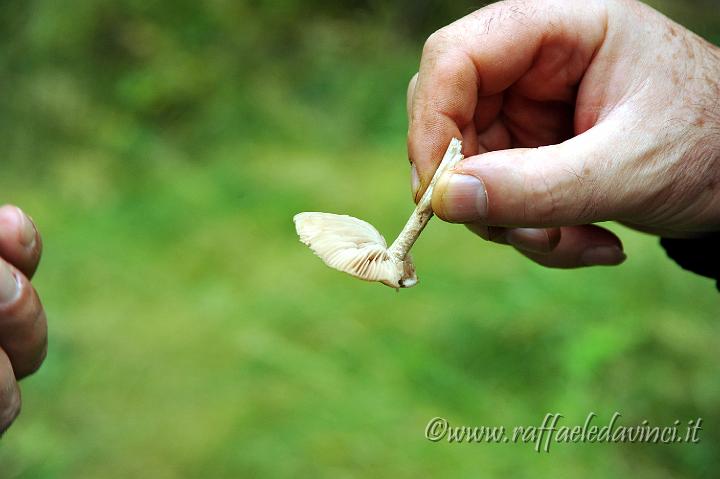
[
  {"xmin": 388, "ymin": 138, "xmax": 464, "ymax": 260},
  {"xmin": 294, "ymin": 138, "xmax": 464, "ymax": 289}
]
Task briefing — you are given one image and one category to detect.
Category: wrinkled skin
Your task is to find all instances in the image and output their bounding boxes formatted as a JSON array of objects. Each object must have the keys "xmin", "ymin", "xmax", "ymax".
[
  {"xmin": 408, "ymin": 0, "xmax": 720, "ymax": 268},
  {"xmin": 0, "ymin": 205, "xmax": 46, "ymax": 436}
]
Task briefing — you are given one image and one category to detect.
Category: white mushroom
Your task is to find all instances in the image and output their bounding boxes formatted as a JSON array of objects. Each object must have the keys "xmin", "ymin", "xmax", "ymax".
[{"xmin": 294, "ymin": 138, "xmax": 464, "ymax": 289}]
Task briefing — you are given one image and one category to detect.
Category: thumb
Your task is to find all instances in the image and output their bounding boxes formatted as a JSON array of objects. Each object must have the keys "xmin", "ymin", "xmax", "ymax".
[{"xmin": 432, "ymin": 122, "xmax": 629, "ymax": 228}]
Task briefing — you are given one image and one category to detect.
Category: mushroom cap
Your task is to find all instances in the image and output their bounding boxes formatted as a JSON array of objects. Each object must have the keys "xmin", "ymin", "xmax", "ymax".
[{"xmin": 294, "ymin": 212, "xmax": 417, "ymax": 288}]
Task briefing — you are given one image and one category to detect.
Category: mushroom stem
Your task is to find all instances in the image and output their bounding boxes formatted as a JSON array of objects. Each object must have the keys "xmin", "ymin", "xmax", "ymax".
[{"xmin": 388, "ymin": 138, "xmax": 464, "ymax": 261}]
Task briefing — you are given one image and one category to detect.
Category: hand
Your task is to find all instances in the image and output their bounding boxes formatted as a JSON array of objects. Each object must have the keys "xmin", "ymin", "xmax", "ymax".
[
  {"xmin": 407, "ymin": 0, "xmax": 720, "ymax": 268},
  {"xmin": 0, "ymin": 205, "xmax": 46, "ymax": 435}
]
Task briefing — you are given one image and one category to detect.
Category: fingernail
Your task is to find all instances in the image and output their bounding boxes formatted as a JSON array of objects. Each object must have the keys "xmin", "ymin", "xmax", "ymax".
[
  {"xmin": 581, "ymin": 246, "xmax": 627, "ymax": 266},
  {"xmin": 0, "ymin": 261, "xmax": 18, "ymax": 304},
  {"xmin": 507, "ymin": 228, "xmax": 555, "ymax": 254},
  {"xmin": 436, "ymin": 173, "xmax": 488, "ymax": 222},
  {"xmin": 411, "ymin": 163, "xmax": 420, "ymax": 199},
  {"xmin": 15, "ymin": 208, "xmax": 36, "ymax": 249}
]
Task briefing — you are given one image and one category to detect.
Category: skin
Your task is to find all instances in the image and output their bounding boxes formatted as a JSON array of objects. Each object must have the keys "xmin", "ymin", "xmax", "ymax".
[
  {"xmin": 407, "ymin": 0, "xmax": 720, "ymax": 268},
  {"xmin": 0, "ymin": 205, "xmax": 46, "ymax": 435}
]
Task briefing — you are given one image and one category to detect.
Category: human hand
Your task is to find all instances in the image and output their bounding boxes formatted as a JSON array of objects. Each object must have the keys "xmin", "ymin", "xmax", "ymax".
[
  {"xmin": 0, "ymin": 205, "xmax": 46, "ymax": 435},
  {"xmin": 408, "ymin": 0, "xmax": 720, "ymax": 268}
]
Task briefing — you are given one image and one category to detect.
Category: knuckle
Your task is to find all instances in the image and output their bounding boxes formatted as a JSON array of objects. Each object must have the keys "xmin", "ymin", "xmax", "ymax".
[
  {"xmin": 422, "ymin": 27, "xmax": 451, "ymax": 56},
  {"xmin": 421, "ymin": 31, "xmax": 440, "ymax": 55}
]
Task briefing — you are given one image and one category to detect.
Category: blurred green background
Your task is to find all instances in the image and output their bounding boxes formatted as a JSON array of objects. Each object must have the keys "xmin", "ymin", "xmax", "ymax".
[{"xmin": 0, "ymin": 0, "xmax": 718, "ymax": 477}]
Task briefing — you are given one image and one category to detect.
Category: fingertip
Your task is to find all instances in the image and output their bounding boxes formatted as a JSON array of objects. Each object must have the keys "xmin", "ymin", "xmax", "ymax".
[
  {"xmin": 409, "ymin": 128, "xmax": 463, "ymax": 202},
  {"xmin": 580, "ymin": 245, "xmax": 627, "ymax": 267}
]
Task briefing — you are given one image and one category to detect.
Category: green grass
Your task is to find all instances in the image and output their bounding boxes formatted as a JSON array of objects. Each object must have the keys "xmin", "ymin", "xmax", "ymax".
[
  {"xmin": 0, "ymin": 1, "xmax": 719, "ymax": 477},
  {"xmin": 0, "ymin": 141, "xmax": 717, "ymax": 478}
]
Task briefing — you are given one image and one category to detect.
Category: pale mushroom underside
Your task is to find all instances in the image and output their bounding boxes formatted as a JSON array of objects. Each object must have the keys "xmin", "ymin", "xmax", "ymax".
[
  {"xmin": 294, "ymin": 138, "xmax": 463, "ymax": 289},
  {"xmin": 294, "ymin": 212, "xmax": 413, "ymax": 287}
]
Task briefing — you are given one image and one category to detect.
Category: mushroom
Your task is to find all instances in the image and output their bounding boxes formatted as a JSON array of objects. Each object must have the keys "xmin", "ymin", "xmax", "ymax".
[{"xmin": 294, "ymin": 138, "xmax": 464, "ymax": 289}]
